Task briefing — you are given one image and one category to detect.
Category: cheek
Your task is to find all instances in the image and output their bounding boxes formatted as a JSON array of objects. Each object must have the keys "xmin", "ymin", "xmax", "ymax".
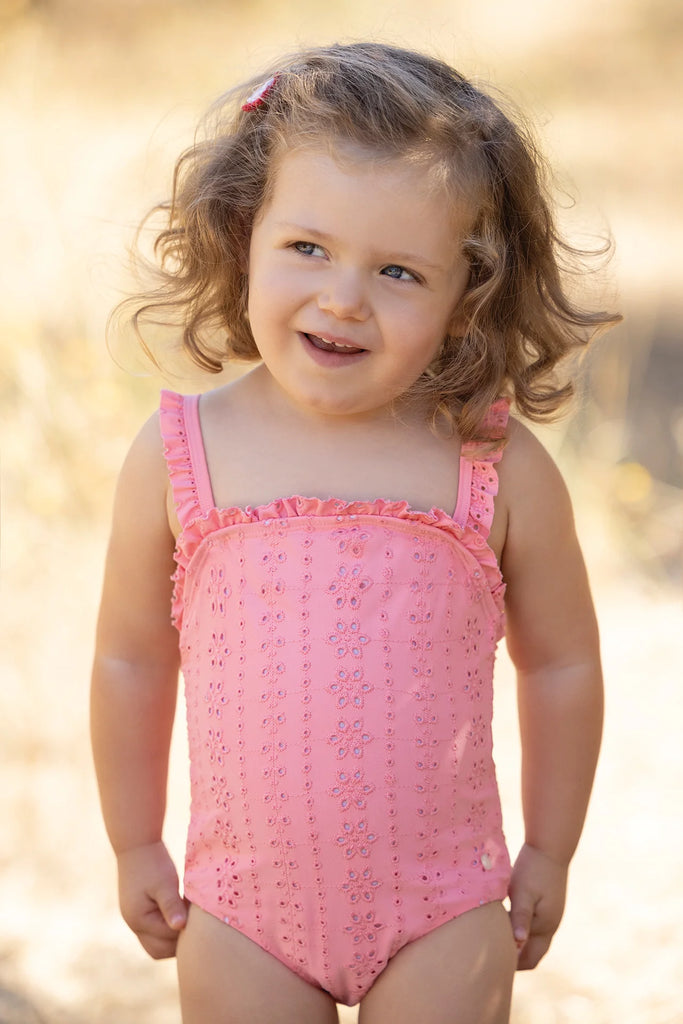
[
  {"xmin": 393, "ymin": 311, "xmax": 448, "ymax": 365},
  {"xmin": 387, "ymin": 334, "xmax": 444, "ymax": 392},
  {"xmin": 251, "ymin": 261, "xmax": 301, "ymax": 308},
  {"xmin": 248, "ymin": 265, "xmax": 285, "ymax": 322}
]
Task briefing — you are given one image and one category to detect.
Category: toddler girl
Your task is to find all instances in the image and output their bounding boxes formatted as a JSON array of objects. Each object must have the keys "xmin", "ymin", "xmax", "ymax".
[{"xmin": 91, "ymin": 42, "xmax": 619, "ymax": 1024}]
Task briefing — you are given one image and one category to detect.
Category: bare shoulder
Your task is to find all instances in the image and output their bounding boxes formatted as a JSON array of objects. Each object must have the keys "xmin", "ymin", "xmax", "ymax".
[
  {"xmin": 97, "ymin": 409, "xmax": 178, "ymax": 661},
  {"xmin": 489, "ymin": 419, "xmax": 571, "ymax": 563},
  {"xmin": 121, "ymin": 409, "xmax": 167, "ymax": 475},
  {"xmin": 113, "ymin": 410, "xmax": 172, "ymax": 528},
  {"xmin": 496, "ymin": 418, "xmax": 576, "ymax": 550},
  {"xmin": 496, "ymin": 418, "xmax": 598, "ymax": 671},
  {"xmin": 499, "ymin": 419, "xmax": 571, "ymax": 507}
]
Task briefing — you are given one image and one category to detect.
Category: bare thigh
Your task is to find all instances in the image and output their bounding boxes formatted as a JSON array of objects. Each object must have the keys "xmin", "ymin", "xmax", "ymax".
[
  {"xmin": 176, "ymin": 904, "xmax": 339, "ymax": 1024},
  {"xmin": 358, "ymin": 901, "xmax": 516, "ymax": 1024}
]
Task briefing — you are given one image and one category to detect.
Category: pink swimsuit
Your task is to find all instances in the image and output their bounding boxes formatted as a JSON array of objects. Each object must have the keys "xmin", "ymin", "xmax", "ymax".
[{"xmin": 160, "ymin": 389, "xmax": 512, "ymax": 1006}]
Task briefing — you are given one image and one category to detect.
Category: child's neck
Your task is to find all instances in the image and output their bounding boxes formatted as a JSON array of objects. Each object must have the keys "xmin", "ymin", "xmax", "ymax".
[
  {"xmin": 198, "ymin": 366, "xmax": 462, "ymax": 518},
  {"xmin": 252, "ymin": 362, "xmax": 433, "ymax": 435}
]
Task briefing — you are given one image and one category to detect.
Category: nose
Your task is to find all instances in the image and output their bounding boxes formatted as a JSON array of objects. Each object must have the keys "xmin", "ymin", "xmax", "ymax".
[{"xmin": 317, "ymin": 268, "xmax": 370, "ymax": 321}]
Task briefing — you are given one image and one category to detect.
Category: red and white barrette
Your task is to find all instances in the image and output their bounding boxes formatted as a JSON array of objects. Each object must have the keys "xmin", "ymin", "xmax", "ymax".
[{"xmin": 241, "ymin": 75, "xmax": 278, "ymax": 112}]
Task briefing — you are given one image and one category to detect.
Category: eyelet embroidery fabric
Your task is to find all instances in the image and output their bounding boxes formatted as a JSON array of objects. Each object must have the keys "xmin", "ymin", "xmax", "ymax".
[{"xmin": 160, "ymin": 390, "xmax": 512, "ymax": 1006}]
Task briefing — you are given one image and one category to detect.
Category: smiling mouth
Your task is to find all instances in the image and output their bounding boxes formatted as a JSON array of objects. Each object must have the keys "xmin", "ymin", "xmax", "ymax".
[{"xmin": 305, "ymin": 333, "xmax": 365, "ymax": 354}]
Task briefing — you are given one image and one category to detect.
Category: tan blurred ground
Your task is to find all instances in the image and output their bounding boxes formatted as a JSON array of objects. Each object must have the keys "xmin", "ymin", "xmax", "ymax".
[{"xmin": 1, "ymin": 1, "xmax": 682, "ymax": 1021}]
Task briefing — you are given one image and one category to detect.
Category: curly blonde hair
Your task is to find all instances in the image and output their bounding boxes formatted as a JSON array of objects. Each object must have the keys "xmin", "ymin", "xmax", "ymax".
[{"xmin": 117, "ymin": 41, "xmax": 621, "ymax": 440}]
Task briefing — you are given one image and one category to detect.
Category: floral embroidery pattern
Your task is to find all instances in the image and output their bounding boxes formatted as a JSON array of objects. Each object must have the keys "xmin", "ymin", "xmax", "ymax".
[{"xmin": 160, "ymin": 390, "xmax": 512, "ymax": 1007}]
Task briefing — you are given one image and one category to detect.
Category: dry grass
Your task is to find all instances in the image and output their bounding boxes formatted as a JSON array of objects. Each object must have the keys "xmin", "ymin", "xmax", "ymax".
[{"xmin": 1, "ymin": 1, "xmax": 682, "ymax": 1021}]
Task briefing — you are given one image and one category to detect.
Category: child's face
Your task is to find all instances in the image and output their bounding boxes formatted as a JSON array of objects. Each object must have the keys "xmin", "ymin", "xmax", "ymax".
[{"xmin": 247, "ymin": 144, "xmax": 472, "ymax": 420}]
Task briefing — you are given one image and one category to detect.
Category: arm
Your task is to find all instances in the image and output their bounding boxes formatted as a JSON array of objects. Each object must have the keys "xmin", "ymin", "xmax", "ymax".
[
  {"xmin": 498, "ymin": 423, "xmax": 603, "ymax": 970},
  {"xmin": 90, "ymin": 412, "xmax": 187, "ymax": 958}
]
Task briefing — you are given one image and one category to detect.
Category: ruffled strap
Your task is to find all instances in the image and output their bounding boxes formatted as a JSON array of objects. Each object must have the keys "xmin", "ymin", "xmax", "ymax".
[
  {"xmin": 159, "ymin": 390, "xmax": 215, "ymax": 529},
  {"xmin": 452, "ymin": 400, "xmax": 509, "ymax": 614},
  {"xmin": 453, "ymin": 399, "xmax": 509, "ymax": 535}
]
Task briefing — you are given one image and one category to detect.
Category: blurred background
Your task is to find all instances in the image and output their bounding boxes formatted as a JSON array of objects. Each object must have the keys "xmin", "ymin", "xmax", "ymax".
[{"xmin": 0, "ymin": 0, "xmax": 681, "ymax": 1021}]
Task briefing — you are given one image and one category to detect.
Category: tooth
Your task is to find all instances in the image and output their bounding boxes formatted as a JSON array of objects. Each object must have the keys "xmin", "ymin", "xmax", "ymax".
[
  {"xmin": 307, "ymin": 332, "xmax": 361, "ymax": 353},
  {"xmin": 322, "ymin": 338, "xmax": 354, "ymax": 349}
]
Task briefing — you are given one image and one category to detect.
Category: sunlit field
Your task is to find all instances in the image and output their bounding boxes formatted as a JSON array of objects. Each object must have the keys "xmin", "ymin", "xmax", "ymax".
[{"xmin": 1, "ymin": 1, "xmax": 681, "ymax": 1021}]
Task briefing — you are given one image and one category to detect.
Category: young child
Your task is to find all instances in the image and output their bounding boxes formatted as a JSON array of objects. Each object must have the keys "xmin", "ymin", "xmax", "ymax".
[{"xmin": 91, "ymin": 42, "xmax": 619, "ymax": 1024}]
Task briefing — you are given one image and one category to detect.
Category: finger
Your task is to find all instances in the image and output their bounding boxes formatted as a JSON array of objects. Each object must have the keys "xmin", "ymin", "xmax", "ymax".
[
  {"xmin": 508, "ymin": 897, "xmax": 534, "ymax": 953},
  {"xmin": 155, "ymin": 886, "xmax": 188, "ymax": 931},
  {"xmin": 139, "ymin": 929, "xmax": 181, "ymax": 960},
  {"xmin": 136, "ymin": 908, "xmax": 183, "ymax": 958},
  {"xmin": 516, "ymin": 932, "xmax": 551, "ymax": 971}
]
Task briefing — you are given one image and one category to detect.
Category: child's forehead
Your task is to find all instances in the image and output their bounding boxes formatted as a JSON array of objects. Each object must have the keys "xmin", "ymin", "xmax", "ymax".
[
  {"xmin": 257, "ymin": 142, "xmax": 478, "ymax": 247},
  {"xmin": 268, "ymin": 136, "xmax": 480, "ymax": 211}
]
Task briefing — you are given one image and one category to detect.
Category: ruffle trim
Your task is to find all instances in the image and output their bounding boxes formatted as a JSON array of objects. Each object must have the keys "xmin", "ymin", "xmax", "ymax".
[
  {"xmin": 160, "ymin": 391, "xmax": 506, "ymax": 633},
  {"xmin": 171, "ymin": 497, "xmax": 505, "ymax": 634},
  {"xmin": 160, "ymin": 390, "xmax": 205, "ymax": 528}
]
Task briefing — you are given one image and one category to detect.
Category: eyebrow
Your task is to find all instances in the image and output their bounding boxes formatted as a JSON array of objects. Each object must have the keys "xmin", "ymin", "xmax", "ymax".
[{"xmin": 274, "ymin": 222, "xmax": 448, "ymax": 273}]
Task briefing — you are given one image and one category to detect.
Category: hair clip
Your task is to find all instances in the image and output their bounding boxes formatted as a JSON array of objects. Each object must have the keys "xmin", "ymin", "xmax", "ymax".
[{"xmin": 241, "ymin": 75, "xmax": 279, "ymax": 112}]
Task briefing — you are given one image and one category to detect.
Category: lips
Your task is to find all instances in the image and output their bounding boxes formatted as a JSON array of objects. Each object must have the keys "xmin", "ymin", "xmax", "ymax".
[{"xmin": 305, "ymin": 333, "xmax": 365, "ymax": 355}]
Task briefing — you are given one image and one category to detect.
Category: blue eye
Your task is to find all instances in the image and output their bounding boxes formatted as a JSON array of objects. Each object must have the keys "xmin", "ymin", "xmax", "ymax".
[
  {"xmin": 293, "ymin": 241, "xmax": 325, "ymax": 257},
  {"xmin": 381, "ymin": 264, "xmax": 415, "ymax": 282}
]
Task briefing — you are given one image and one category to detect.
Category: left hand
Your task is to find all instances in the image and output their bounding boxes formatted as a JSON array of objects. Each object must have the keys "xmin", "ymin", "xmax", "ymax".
[{"xmin": 508, "ymin": 842, "xmax": 568, "ymax": 970}]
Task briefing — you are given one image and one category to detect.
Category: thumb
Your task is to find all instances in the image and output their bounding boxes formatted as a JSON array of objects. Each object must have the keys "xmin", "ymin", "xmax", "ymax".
[
  {"xmin": 509, "ymin": 893, "xmax": 534, "ymax": 951},
  {"xmin": 156, "ymin": 884, "xmax": 188, "ymax": 931}
]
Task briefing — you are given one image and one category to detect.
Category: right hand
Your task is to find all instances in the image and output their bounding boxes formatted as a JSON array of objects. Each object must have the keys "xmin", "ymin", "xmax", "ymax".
[{"xmin": 117, "ymin": 841, "xmax": 188, "ymax": 959}]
